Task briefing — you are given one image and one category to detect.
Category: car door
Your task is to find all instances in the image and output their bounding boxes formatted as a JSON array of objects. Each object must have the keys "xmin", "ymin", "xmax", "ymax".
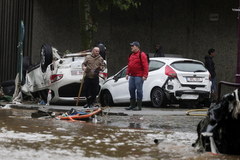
[
  {"xmin": 142, "ymin": 60, "xmax": 166, "ymax": 101},
  {"xmin": 110, "ymin": 67, "xmax": 130, "ymax": 103}
]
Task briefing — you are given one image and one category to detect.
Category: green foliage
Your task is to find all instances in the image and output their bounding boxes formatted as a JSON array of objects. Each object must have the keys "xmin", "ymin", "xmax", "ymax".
[{"xmin": 95, "ymin": 0, "xmax": 141, "ymax": 11}]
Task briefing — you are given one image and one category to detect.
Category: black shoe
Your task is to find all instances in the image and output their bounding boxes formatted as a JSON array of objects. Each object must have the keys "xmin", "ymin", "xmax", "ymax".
[
  {"xmin": 83, "ymin": 104, "xmax": 89, "ymax": 108},
  {"xmin": 125, "ymin": 106, "xmax": 135, "ymax": 110},
  {"xmin": 132, "ymin": 107, "xmax": 141, "ymax": 111}
]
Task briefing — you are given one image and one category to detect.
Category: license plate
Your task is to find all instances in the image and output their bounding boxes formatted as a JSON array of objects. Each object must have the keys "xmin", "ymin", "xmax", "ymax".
[
  {"xmin": 71, "ymin": 70, "xmax": 83, "ymax": 75},
  {"xmin": 186, "ymin": 77, "xmax": 202, "ymax": 82},
  {"xmin": 181, "ymin": 94, "xmax": 199, "ymax": 100}
]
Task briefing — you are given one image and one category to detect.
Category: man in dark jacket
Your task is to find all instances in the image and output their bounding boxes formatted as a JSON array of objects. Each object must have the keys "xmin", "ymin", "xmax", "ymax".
[
  {"xmin": 154, "ymin": 44, "xmax": 164, "ymax": 57},
  {"xmin": 125, "ymin": 41, "xmax": 149, "ymax": 111},
  {"xmin": 205, "ymin": 48, "xmax": 217, "ymax": 99},
  {"xmin": 97, "ymin": 43, "xmax": 107, "ymax": 60}
]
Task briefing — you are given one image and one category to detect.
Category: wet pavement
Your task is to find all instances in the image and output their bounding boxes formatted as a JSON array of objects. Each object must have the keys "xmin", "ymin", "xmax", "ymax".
[{"xmin": 0, "ymin": 104, "xmax": 240, "ymax": 160}]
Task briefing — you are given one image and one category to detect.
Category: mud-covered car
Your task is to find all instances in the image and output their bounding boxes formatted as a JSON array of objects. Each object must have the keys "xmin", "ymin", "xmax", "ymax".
[{"xmin": 22, "ymin": 44, "xmax": 107, "ymax": 104}]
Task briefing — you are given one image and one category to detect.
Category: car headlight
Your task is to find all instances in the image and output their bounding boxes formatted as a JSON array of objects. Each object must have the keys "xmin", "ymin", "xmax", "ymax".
[{"xmin": 50, "ymin": 74, "xmax": 63, "ymax": 83}]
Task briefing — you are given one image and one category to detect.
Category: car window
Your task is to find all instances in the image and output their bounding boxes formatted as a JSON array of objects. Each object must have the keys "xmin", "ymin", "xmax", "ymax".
[
  {"xmin": 149, "ymin": 60, "xmax": 165, "ymax": 72},
  {"xmin": 119, "ymin": 67, "xmax": 127, "ymax": 78},
  {"xmin": 115, "ymin": 67, "xmax": 127, "ymax": 79},
  {"xmin": 170, "ymin": 61, "xmax": 207, "ymax": 72}
]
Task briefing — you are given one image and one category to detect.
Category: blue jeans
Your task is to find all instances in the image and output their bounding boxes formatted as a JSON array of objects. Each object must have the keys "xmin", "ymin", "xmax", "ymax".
[
  {"xmin": 211, "ymin": 77, "xmax": 217, "ymax": 93},
  {"xmin": 129, "ymin": 76, "xmax": 144, "ymax": 100}
]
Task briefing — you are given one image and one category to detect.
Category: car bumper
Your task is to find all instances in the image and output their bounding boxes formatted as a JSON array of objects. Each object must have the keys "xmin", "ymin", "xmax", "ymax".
[{"xmin": 168, "ymin": 90, "xmax": 210, "ymax": 100}]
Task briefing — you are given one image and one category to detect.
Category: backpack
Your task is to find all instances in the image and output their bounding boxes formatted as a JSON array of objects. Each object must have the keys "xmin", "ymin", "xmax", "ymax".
[
  {"xmin": 139, "ymin": 51, "xmax": 150, "ymax": 64},
  {"xmin": 129, "ymin": 51, "xmax": 150, "ymax": 64}
]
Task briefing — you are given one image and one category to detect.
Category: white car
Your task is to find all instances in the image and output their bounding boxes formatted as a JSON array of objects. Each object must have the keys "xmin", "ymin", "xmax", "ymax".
[
  {"xmin": 22, "ymin": 44, "xmax": 107, "ymax": 104},
  {"xmin": 100, "ymin": 57, "xmax": 211, "ymax": 107}
]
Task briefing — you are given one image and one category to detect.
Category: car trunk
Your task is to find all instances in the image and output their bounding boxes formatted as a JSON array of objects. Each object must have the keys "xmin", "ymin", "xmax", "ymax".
[
  {"xmin": 170, "ymin": 60, "xmax": 209, "ymax": 86},
  {"xmin": 176, "ymin": 72, "xmax": 209, "ymax": 86}
]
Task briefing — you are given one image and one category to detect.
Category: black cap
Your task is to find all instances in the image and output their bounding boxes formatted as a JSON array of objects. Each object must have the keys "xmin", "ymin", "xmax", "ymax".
[{"xmin": 130, "ymin": 41, "xmax": 140, "ymax": 48}]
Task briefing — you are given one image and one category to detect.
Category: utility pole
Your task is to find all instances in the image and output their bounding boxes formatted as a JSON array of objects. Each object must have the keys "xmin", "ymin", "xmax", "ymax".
[{"xmin": 233, "ymin": 0, "xmax": 240, "ymax": 83}]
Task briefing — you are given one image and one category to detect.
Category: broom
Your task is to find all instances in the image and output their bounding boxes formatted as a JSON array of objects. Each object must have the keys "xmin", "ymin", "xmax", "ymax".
[{"xmin": 76, "ymin": 72, "xmax": 86, "ymax": 106}]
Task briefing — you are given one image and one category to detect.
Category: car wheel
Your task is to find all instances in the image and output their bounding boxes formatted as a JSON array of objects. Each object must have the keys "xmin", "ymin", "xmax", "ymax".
[
  {"xmin": 151, "ymin": 87, "xmax": 165, "ymax": 107},
  {"xmin": 40, "ymin": 44, "xmax": 53, "ymax": 73},
  {"xmin": 22, "ymin": 56, "xmax": 32, "ymax": 84},
  {"xmin": 1, "ymin": 80, "xmax": 15, "ymax": 96},
  {"xmin": 100, "ymin": 90, "xmax": 113, "ymax": 106}
]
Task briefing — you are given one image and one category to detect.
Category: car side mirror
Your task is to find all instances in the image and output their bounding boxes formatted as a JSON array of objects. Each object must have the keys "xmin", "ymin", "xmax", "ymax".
[{"xmin": 113, "ymin": 75, "xmax": 119, "ymax": 82}]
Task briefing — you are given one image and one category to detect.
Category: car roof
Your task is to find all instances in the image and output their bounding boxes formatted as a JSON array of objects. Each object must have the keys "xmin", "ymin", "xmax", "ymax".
[{"xmin": 150, "ymin": 57, "xmax": 203, "ymax": 64}]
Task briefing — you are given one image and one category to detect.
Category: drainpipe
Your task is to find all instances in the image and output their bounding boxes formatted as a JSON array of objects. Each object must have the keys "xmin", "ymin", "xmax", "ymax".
[
  {"xmin": 17, "ymin": 20, "xmax": 25, "ymax": 84},
  {"xmin": 235, "ymin": 0, "xmax": 240, "ymax": 83}
]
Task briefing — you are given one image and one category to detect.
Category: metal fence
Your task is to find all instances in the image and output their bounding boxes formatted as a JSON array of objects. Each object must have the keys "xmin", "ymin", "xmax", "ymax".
[{"xmin": 0, "ymin": 0, "xmax": 33, "ymax": 83}]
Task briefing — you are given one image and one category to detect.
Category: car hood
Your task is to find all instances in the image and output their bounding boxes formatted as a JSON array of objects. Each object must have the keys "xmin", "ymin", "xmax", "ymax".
[{"xmin": 103, "ymin": 76, "xmax": 114, "ymax": 84}]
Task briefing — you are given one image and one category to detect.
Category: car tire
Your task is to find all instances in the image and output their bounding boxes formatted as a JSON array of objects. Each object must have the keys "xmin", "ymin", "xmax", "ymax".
[
  {"xmin": 22, "ymin": 56, "xmax": 32, "ymax": 84},
  {"xmin": 151, "ymin": 87, "xmax": 165, "ymax": 107},
  {"xmin": 1, "ymin": 80, "xmax": 15, "ymax": 96},
  {"xmin": 40, "ymin": 44, "xmax": 53, "ymax": 73},
  {"xmin": 1, "ymin": 80, "xmax": 15, "ymax": 87},
  {"xmin": 100, "ymin": 90, "xmax": 113, "ymax": 106}
]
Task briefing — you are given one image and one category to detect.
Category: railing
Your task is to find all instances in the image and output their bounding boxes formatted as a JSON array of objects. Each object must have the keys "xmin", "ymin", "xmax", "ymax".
[{"xmin": 217, "ymin": 81, "xmax": 240, "ymax": 102}]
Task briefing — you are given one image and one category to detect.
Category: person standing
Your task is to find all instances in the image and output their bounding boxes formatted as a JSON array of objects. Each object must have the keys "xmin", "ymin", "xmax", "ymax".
[
  {"xmin": 204, "ymin": 48, "xmax": 217, "ymax": 100},
  {"xmin": 154, "ymin": 44, "xmax": 164, "ymax": 57},
  {"xmin": 97, "ymin": 42, "xmax": 107, "ymax": 60},
  {"xmin": 125, "ymin": 41, "xmax": 149, "ymax": 111},
  {"xmin": 82, "ymin": 47, "xmax": 106, "ymax": 108}
]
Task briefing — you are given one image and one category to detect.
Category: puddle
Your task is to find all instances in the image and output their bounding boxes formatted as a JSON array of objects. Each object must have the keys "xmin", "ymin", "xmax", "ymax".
[{"xmin": 0, "ymin": 109, "xmax": 239, "ymax": 160}]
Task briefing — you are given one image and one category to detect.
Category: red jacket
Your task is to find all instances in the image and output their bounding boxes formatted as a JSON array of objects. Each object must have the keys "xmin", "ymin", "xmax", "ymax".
[{"xmin": 126, "ymin": 50, "xmax": 149, "ymax": 78}]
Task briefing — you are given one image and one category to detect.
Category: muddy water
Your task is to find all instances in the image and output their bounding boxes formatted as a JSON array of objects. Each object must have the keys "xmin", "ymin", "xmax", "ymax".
[{"xmin": 0, "ymin": 108, "xmax": 240, "ymax": 160}]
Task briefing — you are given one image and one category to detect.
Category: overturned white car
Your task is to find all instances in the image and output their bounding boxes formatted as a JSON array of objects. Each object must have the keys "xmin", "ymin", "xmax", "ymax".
[{"xmin": 22, "ymin": 44, "xmax": 107, "ymax": 104}]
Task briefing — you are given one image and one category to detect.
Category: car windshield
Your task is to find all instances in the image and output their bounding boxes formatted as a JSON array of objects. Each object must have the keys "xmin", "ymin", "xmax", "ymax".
[{"xmin": 170, "ymin": 61, "xmax": 207, "ymax": 72}]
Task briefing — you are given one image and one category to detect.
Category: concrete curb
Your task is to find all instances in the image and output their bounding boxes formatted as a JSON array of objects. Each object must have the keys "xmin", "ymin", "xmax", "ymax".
[{"xmin": 2, "ymin": 103, "xmax": 192, "ymax": 116}]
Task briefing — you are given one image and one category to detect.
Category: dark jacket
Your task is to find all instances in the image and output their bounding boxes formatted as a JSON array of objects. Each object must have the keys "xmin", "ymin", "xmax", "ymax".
[
  {"xmin": 154, "ymin": 48, "xmax": 164, "ymax": 57},
  {"xmin": 204, "ymin": 55, "xmax": 216, "ymax": 78}
]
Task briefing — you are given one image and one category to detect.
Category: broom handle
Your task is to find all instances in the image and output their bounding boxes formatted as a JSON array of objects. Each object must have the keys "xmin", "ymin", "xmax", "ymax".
[{"xmin": 76, "ymin": 72, "xmax": 85, "ymax": 106}]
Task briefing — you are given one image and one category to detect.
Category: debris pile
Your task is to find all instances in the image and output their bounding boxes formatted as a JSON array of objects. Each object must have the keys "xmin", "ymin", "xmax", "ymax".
[{"xmin": 193, "ymin": 89, "xmax": 240, "ymax": 155}]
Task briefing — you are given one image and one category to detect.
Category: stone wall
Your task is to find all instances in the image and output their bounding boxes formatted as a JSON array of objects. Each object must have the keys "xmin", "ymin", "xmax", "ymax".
[
  {"xmin": 32, "ymin": 0, "xmax": 82, "ymax": 63},
  {"xmin": 32, "ymin": 0, "xmax": 238, "ymax": 88},
  {"xmin": 92, "ymin": 0, "xmax": 238, "ymax": 85}
]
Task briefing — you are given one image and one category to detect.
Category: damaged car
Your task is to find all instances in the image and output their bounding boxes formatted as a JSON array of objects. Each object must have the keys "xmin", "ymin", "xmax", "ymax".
[
  {"xmin": 100, "ymin": 57, "xmax": 211, "ymax": 107},
  {"xmin": 21, "ymin": 44, "xmax": 107, "ymax": 104},
  {"xmin": 192, "ymin": 88, "xmax": 240, "ymax": 155}
]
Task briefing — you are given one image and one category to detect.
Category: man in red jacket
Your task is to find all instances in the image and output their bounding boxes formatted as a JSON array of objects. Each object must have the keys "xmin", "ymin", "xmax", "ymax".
[{"xmin": 125, "ymin": 41, "xmax": 149, "ymax": 111}]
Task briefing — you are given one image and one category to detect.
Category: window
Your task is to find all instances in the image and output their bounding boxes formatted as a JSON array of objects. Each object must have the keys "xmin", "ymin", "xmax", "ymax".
[
  {"xmin": 149, "ymin": 60, "xmax": 165, "ymax": 72},
  {"xmin": 171, "ymin": 61, "xmax": 207, "ymax": 72},
  {"xmin": 119, "ymin": 67, "xmax": 127, "ymax": 78},
  {"xmin": 115, "ymin": 67, "xmax": 127, "ymax": 79}
]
